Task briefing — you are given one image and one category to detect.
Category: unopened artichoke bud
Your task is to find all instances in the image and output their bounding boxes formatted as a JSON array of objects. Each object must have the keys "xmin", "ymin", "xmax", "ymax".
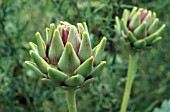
[
  {"xmin": 25, "ymin": 21, "xmax": 107, "ymax": 89},
  {"xmin": 115, "ymin": 7, "xmax": 166, "ymax": 50}
]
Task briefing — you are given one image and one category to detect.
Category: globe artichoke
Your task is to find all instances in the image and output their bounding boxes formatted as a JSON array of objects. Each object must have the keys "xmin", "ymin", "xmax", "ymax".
[
  {"xmin": 25, "ymin": 21, "xmax": 106, "ymax": 89},
  {"xmin": 115, "ymin": 7, "xmax": 165, "ymax": 50}
]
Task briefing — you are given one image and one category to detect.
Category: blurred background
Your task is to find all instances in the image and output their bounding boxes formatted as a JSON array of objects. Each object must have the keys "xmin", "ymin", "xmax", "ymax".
[{"xmin": 0, "ymin": 0, "xmax": 170, "ymax": 112}]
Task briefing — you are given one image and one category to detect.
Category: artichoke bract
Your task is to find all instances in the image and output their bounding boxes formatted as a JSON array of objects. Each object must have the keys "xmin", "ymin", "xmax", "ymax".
[
  {"xmin": 115, "ymin": 7, "xmax": 165, "ymax": 50},
  {"xmin": 25, "ymin": 21, "xmax": 106, "ymax": 89}
]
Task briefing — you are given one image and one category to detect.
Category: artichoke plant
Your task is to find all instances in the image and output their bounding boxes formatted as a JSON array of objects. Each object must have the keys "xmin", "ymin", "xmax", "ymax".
[
  {"xmin": 114, "ymin": 7, "xmax": 166, "ymax": 112},
  {"xmin": 115, "ymin": 7, "xmax": 165, "ymax": 50},
  {"xmin": 25, "ymin": 21, "xmax": 106, "ymax": 112},
  {"xmin": 25, "ymin": 21, "xmax": 106, "ymax": 88}
]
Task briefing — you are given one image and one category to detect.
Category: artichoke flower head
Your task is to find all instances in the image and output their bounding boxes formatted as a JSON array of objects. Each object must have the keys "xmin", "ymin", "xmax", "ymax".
[
  {"xmin": 25, "ymin": 21, "xmax": 106, "ymax": 89},
  {"xmin": 115, "ymin": 7, "xmax": 166, "ymax": 50}
]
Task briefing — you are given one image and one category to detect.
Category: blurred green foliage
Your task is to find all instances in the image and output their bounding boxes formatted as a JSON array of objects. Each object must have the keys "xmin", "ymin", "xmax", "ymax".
[
  {"xmin": 0, "ymin": 0, "xmax": 170, "ymax": 112},
  {"xmin": 153, "ymin": 99, "xmax": 170, "ymax": 112}
]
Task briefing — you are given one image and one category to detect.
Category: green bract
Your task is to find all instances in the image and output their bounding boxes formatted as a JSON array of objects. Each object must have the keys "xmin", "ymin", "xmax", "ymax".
[
  {"xmin": 25, "ymin": 21, "xmax": 106, "ymax": 89},
  {"xmin": 115, "ymin": 7, "xmax": 166, "ymax": 50}
]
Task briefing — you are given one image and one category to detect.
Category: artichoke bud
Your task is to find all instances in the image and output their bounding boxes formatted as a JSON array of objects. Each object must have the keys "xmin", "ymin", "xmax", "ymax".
[
  {"xmin": 26, "ymin": 21, "xmax": 106, "ymax": 88},
  {"xmin": 49, "ymin": 23, "xmax": 55, "ymax": 43},
  {"xmin": 115, "ymin": 7, "xmax": 165, "ymax": 50}
]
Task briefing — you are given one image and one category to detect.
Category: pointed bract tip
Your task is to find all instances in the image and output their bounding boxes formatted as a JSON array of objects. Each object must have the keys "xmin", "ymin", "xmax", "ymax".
[
  {"xmin": 69, "ymin": 25, "xmax": 76, "ymax": 30},
  {"xmin": 66, "ymin": 42, "xmax": 71, "ymax": 46},
  {"xmin": 41, "ymin": 78, "xmax": 46, "ymax": 81},
  {"xmin": 24, "ymin": 61, "xmax": 29, "ymax": 64},
  {"xmin": 29, "ymin": 42, "xmax": 37, "ymax": 46},
  {"xmin": 162, "ymin": 24, "xmax": 166, "ymax": 29},
  {"xmin": 90, "ymin": 56, "xmax": 94, "ymax": 59},
  {"xmin": 59, "ymin": 21, "xmax": 63, "ymax": 23},
  {"xmin": 46, "ymin": 27, "xmax": 50, "ymax": 30},
  {"xmin": 77, "ymin": 23, "xmax": 82, "ymax": 26},
  {"xmin": 59, "ymin": 21, "xmax": 64, "ymax": 25},
  {"xmin": 138, "ymin": 8, "xmax": 143, "ymax": 11},
  {"xmin": 123, "ymin": 9, "xmax": 129, "ymax": 13},
  {"xmin": 133, "ymin": 7, "xmax": 137, "ymax": 9},
  {"xmin": 29, "ymin": 42, "xmax": 35, "ymax": 46},
  {"xmin": 152, "ymin": 36, "xmax": 162, "ymax": 44},
  {"xmin": 35, "ymin": 32, "xmax": 40, "ymax": 36},
  {"xmin": 102, "ymin": 37, "xmax": 107, "ymax": 42},
  {"xmin": 54, "ymin": 29, "xmax": 59, "ymax": 33},
  {"xmin": 153, "ymin": 12, "xmax": 157, "ymax": 18},
  {"xmin": 115, "ymin": 16, "xmax": 119, "ymax": 19},
  {"xmin": 24, "ymin": 61, "xmax": 36, "ymax": 66},
  {"xmin": 83, "ymin": 31, "xmax": 89, "ymax": 35},
  {"xmin": 87, "ymin": 56, "xmax": 94, "ymax": 62},
  {"xmin": 50, "ymin": 23, "xmax": 55, "ymax": 26},
  {"xmin": 136, "ymin": 11, "xmax": 141, "ymax": 16},
  {"xmin": 156, "ymin": 24, "xmax": 166, "ymax": 35},
  {"xmin": 155, "ymin": 18, "xmax": 159, "ymax": 21},
  {"xmin": 29, "ymin": 50, "xmax": 33, "ymax": 55},
  {"xmin": 158, "ymin": 36, "xmax": 162, "ymax": 40},
  {"xmin": 101, "ymin": 61, "xmax": 106, "ymax": 64},
  {"xmin": 50, "ymin": 23, "xmax": 55, "ymax": 30},
  {"xmin": 60, "ymin": 21, "xmax": 70, "ymax": 26},
  {"xmin": 83, "ymin": 22, "xmax": 86, "ymax": 24},
  {"xmin": 142, "ymin": 21, "xmax": 147, "ymax": 25}
]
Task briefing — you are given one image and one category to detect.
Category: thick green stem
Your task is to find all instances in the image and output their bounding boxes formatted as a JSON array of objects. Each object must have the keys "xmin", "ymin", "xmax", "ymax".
[
  {"xmin": 120, "ymin": 52, "xmax": 139, "ymax": 112},
  {"xmin": 67, "ymin": 89, "xmax": 77, "ymax": 112}
]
